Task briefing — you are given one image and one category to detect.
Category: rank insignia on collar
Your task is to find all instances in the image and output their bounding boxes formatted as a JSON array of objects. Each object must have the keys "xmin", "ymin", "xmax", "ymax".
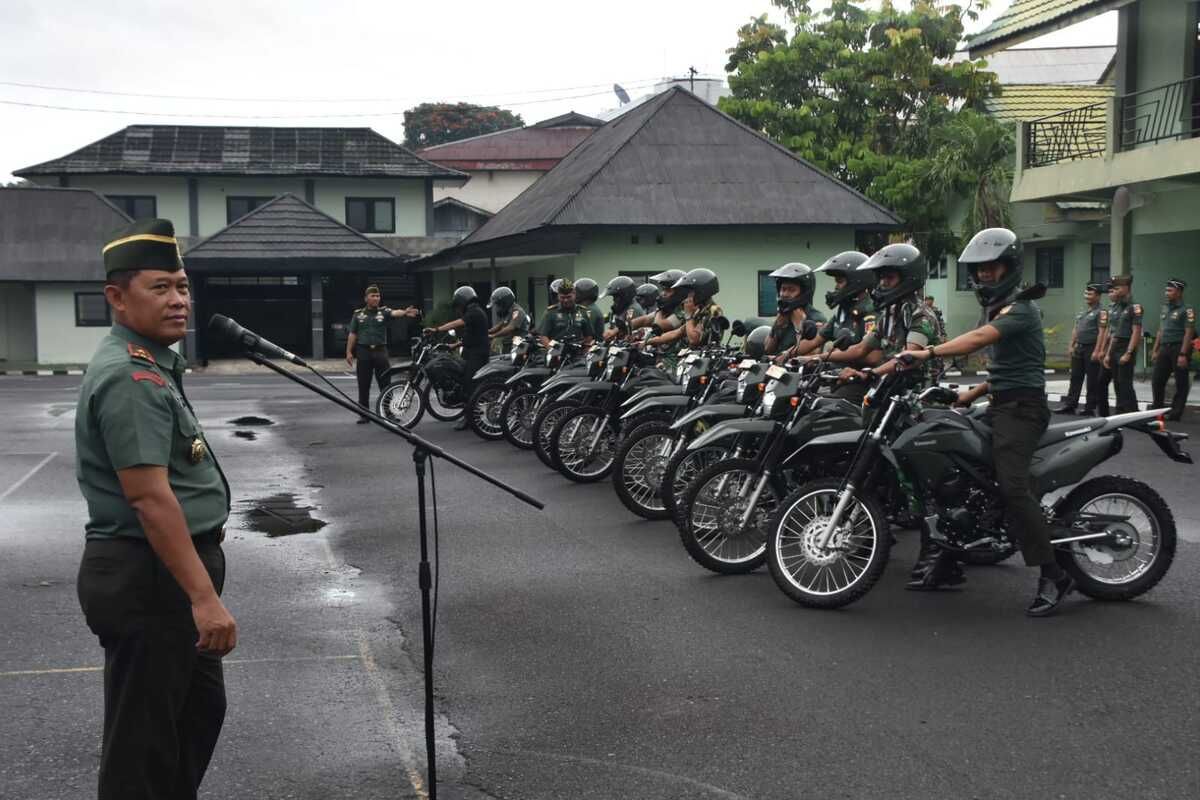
[{"xmin": 127, "ymin": 343, "xmax": 156, "ymax": 363}]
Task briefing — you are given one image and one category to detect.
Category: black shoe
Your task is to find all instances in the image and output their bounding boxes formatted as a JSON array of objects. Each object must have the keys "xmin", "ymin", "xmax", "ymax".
[
  {"xmin": 356, "ymin": 417, "xmax": 370, "ymax": 424},
  {"xmin": 1026, "ymin": 574, "xmax": 1075, "ymax": 617},
  {"xmin": 1055, "ymin": 403, "xmax": 1077, "ymax": 414},
  {"xmin": 906, "ymin": 552, "xmax": 966, "ymax": 591}
]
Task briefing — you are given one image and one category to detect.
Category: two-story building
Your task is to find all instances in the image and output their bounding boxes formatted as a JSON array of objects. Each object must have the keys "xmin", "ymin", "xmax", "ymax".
[
  {"xmin": 969, "ymin": 0, "xmax": 1200, "ymax": 352},
  {"xmin": 13, "ymin": 126, "xmax": 466, "ymax": 361}
]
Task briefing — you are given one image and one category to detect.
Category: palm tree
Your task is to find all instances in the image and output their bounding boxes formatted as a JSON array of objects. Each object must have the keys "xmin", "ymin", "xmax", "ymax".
[{"xmin": 926, "ymin": 109, "xmax": 1015, "ymax": 234}]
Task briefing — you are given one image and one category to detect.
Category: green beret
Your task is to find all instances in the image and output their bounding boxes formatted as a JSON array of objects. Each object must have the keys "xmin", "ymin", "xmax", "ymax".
[
  {"xmin": 365, "ymin": 285, "xmax": 381, "ymax": 295},
  {"xmin": 102, "ymin": 218, "xmax": 183, "ymax": 275}
]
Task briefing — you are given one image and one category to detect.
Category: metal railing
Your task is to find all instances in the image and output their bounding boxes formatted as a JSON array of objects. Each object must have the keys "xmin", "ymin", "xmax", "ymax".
[
  {"xmin": 1119, "ymin": 74, "xmax": 1200, "ymax": 150},
  {"xmin": 1025, "ymin": 102, "xmax": 1108, "ymax": 168}
]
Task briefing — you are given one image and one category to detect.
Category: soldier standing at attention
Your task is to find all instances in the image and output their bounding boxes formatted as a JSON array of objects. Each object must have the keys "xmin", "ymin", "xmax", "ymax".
[
  {"xmin": 1101, "ymin": 275, "xmax": 1143, "ymax": 414},
  {"xmin": 1057, "ymin": 283, "xmax": 1106, "ymax": 415},
  {"xmin": 76, "ymin": 219, "xmax": 235, "ymax": 799},
  {"xmin": 1150, "ymin": 278, "xmax": 1194, "ymax": 420},
  {"xmin": 345, "ymin": 285, "xmax": 420, "ymax": 423}
]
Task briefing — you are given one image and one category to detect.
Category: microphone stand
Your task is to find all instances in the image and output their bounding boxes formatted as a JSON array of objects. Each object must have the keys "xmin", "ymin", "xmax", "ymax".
[{"xmin": 243, "ymin": 352, "xmax": 544, "ymax": 800}]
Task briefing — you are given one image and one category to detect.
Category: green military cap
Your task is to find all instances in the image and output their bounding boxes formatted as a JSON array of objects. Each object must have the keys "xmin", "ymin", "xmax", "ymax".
[
  {"xmin": 1109, "ymin": 275, "xmax": 1132, "ymax": 288},
  {"xmin": 365, "ymin": 284, "xmax": 381, "ymax": 295},
  {"xmin": 1085, "ymin": 282, "xmax": 1106, "ymax": 293},
  {"xmin": 102, "ymin": 218, "xmax": 183, "ymax": 275},
  {"xmin": 557, "ymin": 278, "xmax": 575, "ymax": 293},
  {"xmin": 1167, "ymin": 278, "xmax": 1187, "ymax": 291}
]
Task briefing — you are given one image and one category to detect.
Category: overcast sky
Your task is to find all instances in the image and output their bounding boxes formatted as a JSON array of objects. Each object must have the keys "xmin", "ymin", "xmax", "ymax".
[{"xmin": 0, "ymin": 1, "xmax": 1116, "ymax": 181}]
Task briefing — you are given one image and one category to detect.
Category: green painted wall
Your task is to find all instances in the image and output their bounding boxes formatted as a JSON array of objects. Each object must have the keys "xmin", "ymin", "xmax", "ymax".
[
  {"xmin": 196, "ymin": 177, "xmax": 305, "ymax": 234},
  {"xmin": 312, "ymin": 178, "xmax": 427, "ymax": 237},
  {"xmin": 67, "ymin": 176, "xmax": 189, "ymax": 232}
]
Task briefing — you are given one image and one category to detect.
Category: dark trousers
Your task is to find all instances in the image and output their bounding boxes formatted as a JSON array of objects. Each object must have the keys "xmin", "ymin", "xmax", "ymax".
[
  {"xmin": 1098, "ymin": 339, "xmax": 1136, "ymax": 413},
  {"xmin": 1151, "ymin": 342, "xmax": 1190, "ymax": 414},
  {"xmin": 462, "ymin": 351, "xmax": 488, "ymax": 399},
  {"xmin": 1063, "ymin": 346, "xmax": 1100, "ymax": 410},
  {"xmin": 986, "ymin": 397, "xmax": 1054, "ymax": 567},
  {"xmin": 77, "ymin": 535, "xmax": 227, "ymax": 800},
  {"xmin": 355, "ymin": 344, "xmax": 390, "ymax": 408}
]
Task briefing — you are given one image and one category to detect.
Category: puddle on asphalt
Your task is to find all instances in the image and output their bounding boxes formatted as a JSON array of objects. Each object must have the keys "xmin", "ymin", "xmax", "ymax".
[
  {"xmin": 241, "ymin": 493, "xmax": 327, "ymax": 537},
  {"xmin": 228, "ymin": 416, "xmax": 274, "ymax": 426},
  {"xmin": 233, "ymin": 430, "xmax": 257, "ymax": 441}
]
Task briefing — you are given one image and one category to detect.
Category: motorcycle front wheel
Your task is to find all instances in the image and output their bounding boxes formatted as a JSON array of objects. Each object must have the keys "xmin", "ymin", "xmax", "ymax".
[
  {"xmin": 551, "ymin": 406, "xmax": 618, "ymax": 482},
  {"xmin": 533, "ymin": 399, "xmax": 579, "ymax": 469},
  {"xmin": 612, "ymin": 422, "xmax": 675, "ymax": 520},
  {"xmin": 500, "ymin": 386, "xmax": 539, "ymax": 449},
  {"xmin": 663, "ymin": 444, "xmax": 727, "ymax": 532},
  {"xmin": 376, "ymin": 378, "xmax": 424, "ymax": 429},
  {"xmin": 1055, "ymin": 475, "xmax": 1176, "ymax": 601},
  {"xmin": 767, "ymin": 477, "xmax": 891, "ymax": 609},
  {"xmin": 466, "ymin": 378, "xmax": 508, "ymax": 441},
  {"xmin": 680, "ymin": 458, "xmax": 781, "ymax": 574}
]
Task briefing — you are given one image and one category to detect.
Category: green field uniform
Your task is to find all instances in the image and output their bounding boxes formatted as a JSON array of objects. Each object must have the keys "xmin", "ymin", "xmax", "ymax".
[
  {"xmin": 690, "ymin": 302, "xmax": 726, "ymax": 346},
  {"xmin": 538, "ymin": 303, "xmax": 594, "ymax": 340},
  {"xmin": 349, "ymin": 305, "xmax": 393, "ymax": 346},
  {"xmin": 988, "ymin": 300, "xmax": 1047, "ymax": 393},
  {"xmin": 770, "ymin": 305, "xmax": 828, "ymax": 353},
  {"xmin": 582, "ymin": 304, "xmax": 604, "ymax": 340},
  {"xmin": 76, "ymin": 324, "xmax": 230, "ymax": 539},
  {"xmin": 1063, "ymin": 302, "xmax": 1105, "ymax": 412},
  {"xmin": 820, "ymin": 296, "xmax": 875, "ymax": 346},
  {"xmin": 654, "ymin": 306, "xmax": 689, "ymax": 370},
  {"xmin": 1152, "ymin": 299, "xmax": 1195, "ymax": 415},
  {"xmin": 1103, "ymin": 299, "xmax": 1143, "ymax": 413},
  {"xmin": 863, "ymin": 298, "xmax": 942, "ymax": 382}
]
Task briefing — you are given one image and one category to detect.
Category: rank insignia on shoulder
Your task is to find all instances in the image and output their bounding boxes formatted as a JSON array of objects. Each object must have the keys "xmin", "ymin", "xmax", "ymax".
[
  {"xmin": 131, "ymin": 370, "xmax": 165, "ymax": 387},
  {"xmin": 997, "ymin": 305, "xmax": 1014, "ymax": 316},
  {"xmin": 1133, "ymin": 304, "xmax": 1143, "ymax": 315},
  {"xmin": 127, "ymin": 343, "xmax": 156, "ymax": 363},
  {"xmin": 1188, "ymin": 309, "xmax": 1196, "ymax": 323},
  {"xmin": 1099, "ymin": 310, "xmax": 1108, "ymax": 323}
]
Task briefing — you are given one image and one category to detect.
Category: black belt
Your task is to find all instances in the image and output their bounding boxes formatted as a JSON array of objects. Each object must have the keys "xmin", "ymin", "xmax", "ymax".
[
  {"xmin": 991, "ymin": 387, "xmax": 1045, "ymax": 404},
  {"xmin": 356, "ymin": 344, "xmax": 386, "ymax": 351},
  {"xmin": 194, "ymin": 528, "xmax": 225, "ymax": 545}
]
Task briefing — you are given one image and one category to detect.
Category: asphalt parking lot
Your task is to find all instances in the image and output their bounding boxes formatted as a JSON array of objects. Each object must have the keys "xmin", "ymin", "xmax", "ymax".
[{"xmin": 2, "ymin": 372, "xmax": 1198, "ymax": 800}]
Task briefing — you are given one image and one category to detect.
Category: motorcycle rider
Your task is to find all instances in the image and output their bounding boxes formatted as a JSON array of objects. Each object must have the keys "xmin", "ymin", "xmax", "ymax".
[
  {"xmin": 672, "ymin": 268, "xmax": 725, "ymax": 348},
  {"xmin": 764, "ymin": 263, "xmax": 826, "ymax": 360},
  {"xmin": 899, "ymin": 228, "xmax": 1075, "ymax": 616},
  {"xmin": 633, "ymin": 283, "xmax": 660, "ymax": 323},
  {"xmin": 426, "ymin": 286, "xmax": 491, "ymax": 430},
  {"xmin": 792, "ymin": 251, "xmax": 877, "ymax": 402},
  {"xmin": 636, "ymin": 270, "xmax": 690, "ymax": 368},
  {"xmin": 536, "ymin": 278, "xmax": 595, "ymax": 347},
  {"xmin": 486, "ymin": 286, "xmax": 530, "ymax": 345},
  {"xmin": 598, "ymin": 276, "xmax": 643, "ymax": 341},
  {"xmin": 573, "ymin": 278, "xmax": 606, "ymax": 344}
]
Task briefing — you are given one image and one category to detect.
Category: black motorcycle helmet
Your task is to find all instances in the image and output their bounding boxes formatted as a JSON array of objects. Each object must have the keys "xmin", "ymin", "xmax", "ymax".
[
  {"xmin": 635, "ymin": 283, "xmax": 660, "ymax": 311},
  {"xmin": 958, "ymin": 228, "xmax": 1024, "ymax": 307},
  {"xmin": 857, "ymin": 243, "xmax": 926, "ymax": 310},
  {"xmin": 574, "ymin": 277, "xmax": 599, "ymax": 305},
  {"xmin": 549, "ymin": 278, "xmax": 565, "ymax": 296},
  {"xmin": 488, "ymin": 286, "xmax": 515, "ymax": 315},
  {"xmin": 452, "ymin": 285, "xmax": 478, "ymax": 312},
  {"xmin": 768, "ymin": 262, "xmax": 815, "ymax": 314},
  {"xmin": 649, "ymin": 269, "xmax": 686, "ymax": 290},
  {"xmin": 672, "ymin": 268, "xmax": 720, "ymax": 307},
  {"xmin": 600, "ymin": 276, "xmax": 637, "ymax": 314},
  {"xmin": 651, "ymin": 269, "xmax": 688, "ymax": 313},
  {"xmin": 815, "ymin": 251, "xmax": 873, "ymax": 308},
  {"xmin": 743, "ymin": 325, "xmax": 772, "ymax": 359}
]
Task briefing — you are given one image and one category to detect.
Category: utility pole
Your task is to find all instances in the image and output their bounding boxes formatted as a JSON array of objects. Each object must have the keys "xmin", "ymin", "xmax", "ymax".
[{"xmin": 688, "ymin": 66, "xmax": 698, "ymax": 93}]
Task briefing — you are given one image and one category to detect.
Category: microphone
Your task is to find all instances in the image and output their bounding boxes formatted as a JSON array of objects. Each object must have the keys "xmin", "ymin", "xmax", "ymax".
[{"xmin": 208, "ymin": 314, "xmax": 308, "ymax": 367}]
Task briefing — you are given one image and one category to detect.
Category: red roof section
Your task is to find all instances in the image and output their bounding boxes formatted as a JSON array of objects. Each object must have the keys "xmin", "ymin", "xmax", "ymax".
[{"xmin": 417, "ymin": 114, "xmax": 600, "ymax": 172}]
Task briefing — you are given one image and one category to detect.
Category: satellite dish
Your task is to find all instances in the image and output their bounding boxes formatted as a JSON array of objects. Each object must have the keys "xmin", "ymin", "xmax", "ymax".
[{"xmin": 613, "ymin": 83, "xmax": 631, "ymax": 105}]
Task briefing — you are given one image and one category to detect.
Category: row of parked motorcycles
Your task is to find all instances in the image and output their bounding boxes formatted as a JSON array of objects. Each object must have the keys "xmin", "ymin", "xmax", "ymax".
[{"xmin": 372, "ymin": 321, "xmax": 1187, "ymax": 609}]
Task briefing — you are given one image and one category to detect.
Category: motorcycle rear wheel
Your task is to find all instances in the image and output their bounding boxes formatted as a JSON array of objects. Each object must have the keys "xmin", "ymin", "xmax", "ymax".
[
  {"xmin": 500, "ymin": 386, "xmax": 539, "ymax": 449},
  {"xmin": 767, "ymin": 477, "xmax": 892, "ymax": 609},
  {"xmin": 663, "ymin": 444, "xmax": 727, "ymax": 532},
  {"xmin": 680, "ymin": 458, "xmax": 781, "ymax": 574},
  {"xmin": 1055, "ymin": 475, "xmax": 1176, "ymax": 601},
  {"xmin": 551, "ymin": 406, "xmax": 617, "ymax": 482},
  {"xmin": 612, "ymin": 422, "xmax": 675, "ymax": 520},
  {"xmin": 533, "ymin": 399, "xmax": 579, "ymax": 469}
]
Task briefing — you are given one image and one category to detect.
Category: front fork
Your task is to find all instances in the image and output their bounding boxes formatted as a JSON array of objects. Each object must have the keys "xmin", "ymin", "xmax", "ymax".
[{"xmin": 816, "ymin": 399, "xmax": 898, "ymax": 550}]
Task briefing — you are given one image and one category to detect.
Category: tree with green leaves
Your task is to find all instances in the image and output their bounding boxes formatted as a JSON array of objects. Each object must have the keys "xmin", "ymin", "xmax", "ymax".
[
  {"xmin": 403, "ymin": 103, "xmax": 524, "ymax": 149},
  {"xmin": 721, "ymin": 0, "xmax": 1006, "ymax": 263}
]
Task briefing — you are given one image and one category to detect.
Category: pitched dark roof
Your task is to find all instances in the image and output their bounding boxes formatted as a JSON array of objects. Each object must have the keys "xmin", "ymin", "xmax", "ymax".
[
  {"xmin": 184, "ymin": 193, "xmax": 399, "ymax": 270},
  {"xmin": 0, "ymin": 187, "xmax": 130, "ymax": 281},
  {"xmin": 531, "ymin": 111, "xmax": 605, "ymax": 129},
  {"xmin": 433, "ymin": 196, "xmax": 494, "ymax": 218},
  {"xmin": 443, "ymin": 87, "xmax": 899, "ymax": 258},
  {"xmin": 14, "ymin": 126, "xmax": 465, "ymax": 180},
  {"xmin": 417, "ymin": 116, "xmax": 598, "ymax": 171},
  {"xmin": 966, "ymin": 0, "xmax": 1125, "ymax": 58}
]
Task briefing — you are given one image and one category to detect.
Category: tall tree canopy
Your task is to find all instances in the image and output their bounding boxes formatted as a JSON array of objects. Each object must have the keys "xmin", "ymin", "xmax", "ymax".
[
  {"xmin": 720, "ymin": 0, "xmax": 1010, "ymax": 263},
  {"xmin": 403, "ymin": 103, "xmax": 524, "ymax": 149}
]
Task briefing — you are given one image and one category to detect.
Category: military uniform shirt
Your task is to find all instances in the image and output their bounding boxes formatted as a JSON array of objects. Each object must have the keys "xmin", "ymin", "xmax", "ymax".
[
  {"xmin": 1108, "ymin": 299, "xmax": 1143, "ymax": 341},
  {"xmin": 1157, "ymin": 300, "xmax": 1195, "ymax": 344},
  {"xmin": 820, "ymin": 296, "xmax": 875, "ymax": 345},
  {"xmin": 1072, "ymin": 304, "xmax": 1104, "ymax": 346},
  {"xmin": 987, "ymin": 300, "xmax": 1047, "ymax": 392},
  {"xmin": 350, "ymin": 305, "xmax": 393, "ymax": 346},
  {"xmin": 862, "ymin": 299, "xmax": 938, "ymax": 357},
  {"xmin": 690, "ymin": 302, "xmax": 727, "ymax": 346},
  {"xmin": 583, "ymin": 304, "xmax": 605, "ymax": 341},
  {"xmin": 772, "ymin": 305, "xmax": 828, "ymax": 352},
  {"xmin": 655, "ymin": 306, "xmax": 689, "ymax": 367},
  {"xmin": 76, "ymin": 324, "xmax": 230, "ymax": 540},
  {"xmin": 538, "ymin": 304, "xmax": 594, "ymax": 340},
  {"xmin": 502, "ymin": 304, "xmax": 531, "ymax": 336}
]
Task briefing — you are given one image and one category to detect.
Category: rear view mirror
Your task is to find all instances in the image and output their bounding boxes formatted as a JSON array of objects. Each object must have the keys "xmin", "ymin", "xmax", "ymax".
[
  {"xmin": 731, "ymin": 320, "xmax": 747, "ymax": 337},
  {"xmin": 712, "ymin": 315, "xmax": 730, "ymax": 332},
  {"xmin": 800, "ymin": 320, "xmax": 820, "ymax": 340},
  {"xmin": 833, "ymin": 333, "xmax": 854, "ymax": 351}
]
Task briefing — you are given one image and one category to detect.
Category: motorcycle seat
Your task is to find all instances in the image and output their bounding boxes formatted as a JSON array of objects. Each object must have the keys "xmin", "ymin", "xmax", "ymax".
[{"xmin": 1036, "ymin": 418, "xmax": 1100, "ymax": 448}]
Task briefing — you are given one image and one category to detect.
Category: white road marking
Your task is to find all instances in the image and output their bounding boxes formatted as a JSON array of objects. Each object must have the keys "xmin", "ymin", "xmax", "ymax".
[
  {"xmin": 0, "ymin": 452, "xmax": 56, "ymax": 503},
  {"xmin": 0, "ymin": 653, "xmax": 362, "ymax": 678}
]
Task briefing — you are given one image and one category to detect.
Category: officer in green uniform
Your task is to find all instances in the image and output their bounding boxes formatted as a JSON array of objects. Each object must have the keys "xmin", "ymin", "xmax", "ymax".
[
  {"xmin": 536, "ymin": 279, "xmax": 595, "ymax": 344},
  {"xmin": 573, "ymin": 278, "xmax": 606, "ymax": 342},
  {"xmin": 75, "ymin": 219, "xmax": 236, "ymax": 798},
  {"xmin": 903, "ymin": 228, "xmax": 1074, "ymax": 616},
  {"xmin": 486, "ymin": 286, "xmax": 531, "ymax": 347},
  {"xmin": 1101, "ymin": 275, "xmax": 1143, "ymax": 413},
  {"xmin": 764, "ymin": 263, "xmax": 827, "ymax": 359},
  {"xmin": 1057, "ymin": 283, "xmax": 1106, "ymax": 415},
  {"xmin": 345, "ymin": 286, "xmax": 419, "ymax": 422},
  {"xmin": 1150, "ymin": 278, "xmax": 1195, "ymax": 420}
]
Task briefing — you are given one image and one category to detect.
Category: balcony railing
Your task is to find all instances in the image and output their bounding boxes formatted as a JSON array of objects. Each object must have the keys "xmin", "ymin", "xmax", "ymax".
[
  {"xmin": 1025, "ymin": 102, "xmax": 1108, "ymax": 168},
  {"xmin": 1120, "ymin": 74, "xmax": 1200, "ymax": 149},
  {"xmin": 1024, "ymin": 75, "xmax": 1200, "ymax": 168}
]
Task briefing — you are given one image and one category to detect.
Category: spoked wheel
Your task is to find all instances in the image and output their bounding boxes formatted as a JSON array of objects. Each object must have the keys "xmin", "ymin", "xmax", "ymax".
[
  {"xmin": 612, "ymin": 422, "xmax": 676, "ymax": 520},
  {"xmin": 375, "ymin": 378, "xmax": 424, "ymax": 429},
  {"xmin": 500, "ymin": 387, "xmax": 540, "ymax": 449},
  {"xmin": 1055, "ymin": 475, "xmax": 1176, "ymax": 601},
  {"xmin": 680, "ymin": 458, "xmax": 781, "ymax": 574},
  {"xmin": 425, "ymin": 381, "xmax": 464, "ymax": 422},
  {"xmin": 767, "ymin": 477, "xmax": 891, "ymax": 609},
  {"xmin": 467, "ymin": 379, "xmax": 508, "ymax": 441},
  {"xmin": 533, "ymin": 399, "xmax": 578, "ymax": 469},
  {"xmin": 664, "ymin": 444, "xmax": 727, "ymax": 532},
  {"xmin": 551, "ymin": 406, "xmax": 617, "ymax": 483}
]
